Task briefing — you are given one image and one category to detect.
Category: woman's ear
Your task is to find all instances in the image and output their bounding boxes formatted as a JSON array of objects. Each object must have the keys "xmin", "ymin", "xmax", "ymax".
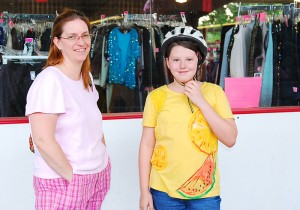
[{"xmin": 53, "ymin": 37, "xmax": 61, "ymax": 50}]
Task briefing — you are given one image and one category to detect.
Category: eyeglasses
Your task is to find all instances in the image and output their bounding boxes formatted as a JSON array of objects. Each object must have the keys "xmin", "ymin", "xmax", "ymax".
[{"xmin": 59, "ymin": 34, "xmax": 92, "ymax": 42}]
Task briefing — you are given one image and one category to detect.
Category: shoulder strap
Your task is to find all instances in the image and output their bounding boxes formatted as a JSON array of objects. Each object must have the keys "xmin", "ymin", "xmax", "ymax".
[{"xmin": 150, "ymin": 88, "xmax": 167, "ymax": 114}]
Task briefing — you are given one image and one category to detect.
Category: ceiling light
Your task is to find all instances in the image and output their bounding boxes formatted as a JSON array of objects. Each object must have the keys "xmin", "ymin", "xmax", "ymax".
[{"xmin": 176, "ymin": 0, "xmax": 187, "ymax": 3}]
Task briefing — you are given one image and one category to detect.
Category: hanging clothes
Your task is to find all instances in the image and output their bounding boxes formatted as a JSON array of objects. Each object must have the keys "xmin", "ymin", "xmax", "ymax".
[
  {"xmin": 0, "ymin": 26, "xmax": 4, "ymax": 45},
  {"xmin": 217, "ymin": 25, "xmax": 232, "ymax": 85},
  {"xmin": 40, "ymin": 28, "xmax": 51, "ymax": 51},
  {"xmin": 230, "ymin": 24, "xmax": 252, "ymax": 77},
  {"xmin": 280, "ymin": 18, "xmax": 300, "ymax": 105},
  {"xmin": 272, "ymin": 19, "xmax": 282, "ymax": 106},
  {"xmin": 248, "ymin": 16, "xmax": 263, "ymax": 77},
  {"xmin": 0, "ymin": 61, "xmax": 45, "ymax": 117},
  {"xmin": 226, "ymin": 25, "xmax": 239, "ymax": 77},
  {"xmin": 219, "ymin": 27, "xmax": 233, "ymax": 89},
  {"xmin": 260, "ymin": 22, "xmax": 273, "ymax": 107},
  {"xmin": 108, "ymin": 26, "xmax": 140, "ymax": 89}
]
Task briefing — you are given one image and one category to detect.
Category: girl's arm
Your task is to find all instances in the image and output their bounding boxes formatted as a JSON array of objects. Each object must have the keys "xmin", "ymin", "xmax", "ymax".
[
  {"xmin": 139, "ymin": 126, "xmax": 156, "ymax": 210},
  {"xmin": 185, "ymin": 81, "xmax": 238, "ymax": 147}
]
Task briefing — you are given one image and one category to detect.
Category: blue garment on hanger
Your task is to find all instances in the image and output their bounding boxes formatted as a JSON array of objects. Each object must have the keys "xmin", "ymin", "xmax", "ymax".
[
  {"xmin": 0, "ymin": 26, "xmax": 4, "ymax": 45},
  {"xmin": 108, "ymin": 27, "xmax": 140, "ymax": 89},
  {"xmin": 259, "ymin": 22, "xmax": 273, "ymax": 107}
]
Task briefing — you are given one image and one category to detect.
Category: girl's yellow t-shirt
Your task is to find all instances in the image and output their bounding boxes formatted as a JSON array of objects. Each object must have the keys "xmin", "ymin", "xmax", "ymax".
[{"xmin": 142, "ymin": 83, "xmax": 234, "ymax": 199}]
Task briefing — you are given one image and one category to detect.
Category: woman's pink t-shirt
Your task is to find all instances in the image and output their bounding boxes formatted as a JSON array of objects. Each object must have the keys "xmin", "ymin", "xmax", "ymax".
[{"xmin": 26, "ymin": 66, "xmax": 108, "ymax": 178}]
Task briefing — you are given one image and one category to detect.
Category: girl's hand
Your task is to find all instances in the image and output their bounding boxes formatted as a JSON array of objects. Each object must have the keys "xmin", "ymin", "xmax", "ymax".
[
  {"xmin": 140, "ymin": 190, "xmax": 154, "ymax": 210},
  {"xmin": 184, "ymin": 80, "xmax": 204, "ymax": 106}
]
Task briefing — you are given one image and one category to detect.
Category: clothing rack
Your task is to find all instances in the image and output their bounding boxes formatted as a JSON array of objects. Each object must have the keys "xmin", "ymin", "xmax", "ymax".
[
  {"xmin": 238, "ymin": 3, "xmax": 295, "ymax": 17},
  {"xmin": 2, "ymin": 55, "xmax": 48, "ymax": 64},
  {"xmin": 90, "ymin": 15, "xmax": 123, "ymax": 25},
  {"xmin": 198, "ymin": 20, "xmax": 251, "ymax": 29},
  {"xmin": 2, "ymin": 11, "xmax": 56, "ymax": 21},
  {"xmin": 2, "ymin": 11, "xmax": 55, "ymax": 27},
  {"xmin": 127, "ymin": 13, "xmax": 156, "ymax": 22},
  {"xmin": 91, "ymin": 13, "xmax": 184, "ymax": 27}
]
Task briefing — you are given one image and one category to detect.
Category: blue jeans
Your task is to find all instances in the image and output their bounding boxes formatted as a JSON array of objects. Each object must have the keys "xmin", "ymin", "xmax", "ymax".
[{"xmin": 150, "ymin": 188, "xmax": 221, "ymax": 210}]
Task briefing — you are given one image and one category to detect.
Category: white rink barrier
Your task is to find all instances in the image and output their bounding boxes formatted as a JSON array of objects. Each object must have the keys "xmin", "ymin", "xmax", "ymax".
[{"xmin": 0, "ymin": 111, "xmax": 300, "ymax": 210}]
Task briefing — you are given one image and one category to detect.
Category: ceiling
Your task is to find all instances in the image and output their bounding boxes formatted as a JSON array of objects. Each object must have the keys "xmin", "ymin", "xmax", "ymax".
[{"xmin": 0, "ymin": 0, "xmax": 295, "ymax": 22}]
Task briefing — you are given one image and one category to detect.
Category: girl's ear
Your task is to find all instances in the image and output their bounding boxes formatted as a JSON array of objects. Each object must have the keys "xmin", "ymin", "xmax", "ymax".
[
  {"xmin": 197, "ymin": 52, "xmax": 203, "ymax": 66},
  {"xmin": 166, "ymin": 58, "xmax": 170, "ymax": 69}
]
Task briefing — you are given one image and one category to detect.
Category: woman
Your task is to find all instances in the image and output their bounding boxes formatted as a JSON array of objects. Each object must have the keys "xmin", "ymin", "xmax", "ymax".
[
  {"xmin": 26, "ymin": 10, "xmax": 110, "ymax": 209},
  {"xmin": 139, "ymin": 26, "xmax": 238, "ymax": 210}
]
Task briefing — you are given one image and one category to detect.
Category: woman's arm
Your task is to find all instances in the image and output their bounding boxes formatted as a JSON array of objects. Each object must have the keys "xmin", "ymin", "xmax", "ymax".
[
  {"xmin": 30, "ymin": 113, "xmax": 73, "ymax": 181},
  {"xmin": 139, "ymin": 126, "xmax": 156, "ymax": 210}
]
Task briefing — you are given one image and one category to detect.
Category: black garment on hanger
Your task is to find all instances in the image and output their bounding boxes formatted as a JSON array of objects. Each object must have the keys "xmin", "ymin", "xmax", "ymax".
[
  {"xmin": 218, "ymin": 25, "xmax": 232, "ymax": 84},
  {"xmin": 25, "ymin": 29, "xmax": 35, "ymax": 39},
  {"xmin": 248, "ymin": 16, "xmax": 263, "ymax": 77},
  {"xmin": 280, "ymin": 18, "xmax": 300, "ymax": 105},
  {"xmin": 40, "ymin": 28, "xmax": 51, "ymax": 51},
  {"xmin": 90, "ymin": 24, "xmax": 116, "ymax": 80},
  {"xmin": 11, "ymin": 27, "xmax": 22, "ymax": 50},
  {"xmin": 272, "ymin": 19, "xmax": 282, "ymax": 106},
  {"xmin": 0, "ymin": 61, "xmax": 45, "ymax": 117},
  {"xmin": 109, "ymin": 84, "xmax": 138, "ymax": 113},
  {"xmin": 226, "ymin": 24, "xmax": 239, "ymax": 77},
  {"xmin": 0, "ymin": 27, "xmax": 4, "ymax": 46}
]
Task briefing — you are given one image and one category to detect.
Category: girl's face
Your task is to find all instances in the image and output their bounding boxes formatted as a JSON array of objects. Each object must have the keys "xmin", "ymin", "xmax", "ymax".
[
  {"xmin": 54, "ymin": 18, "xmax": 91, "ymax": 63},
  {"xmin": 166, "ymin": 45, "xmax": 198, "ymax": 84}
]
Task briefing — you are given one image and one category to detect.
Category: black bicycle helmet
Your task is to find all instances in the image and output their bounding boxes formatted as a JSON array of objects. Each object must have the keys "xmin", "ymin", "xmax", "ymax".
[{"xmin": 161, "ymin": 26, "xmax": 208, "ymax": 64}]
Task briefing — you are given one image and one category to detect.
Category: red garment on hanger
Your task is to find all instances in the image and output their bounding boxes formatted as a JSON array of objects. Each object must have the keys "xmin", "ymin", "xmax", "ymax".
[{"xmin": 202, "ymin": 0, "xmax": 212, "ymax": 13}]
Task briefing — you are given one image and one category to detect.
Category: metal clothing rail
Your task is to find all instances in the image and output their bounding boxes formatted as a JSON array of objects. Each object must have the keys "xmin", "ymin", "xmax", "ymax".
[
  {"xmin": 2, "ymin": 11, "xmax": 56, "ymax": 20},
  {"xmin": 90, "ymin": 15, "xmax": 123, "ymax": 25},
  {"xmin": 127, "ymin": 13, "xmax": 156, "ymax": 22},
  {"xmin": 2, "ymin": 55, "xmax": 48, "ymax": 64},
  {"xmin": 90, "ymin": 13, "xmax": 183, "ymax": 26},
  {"xmin": 238, "ymin": 3, "xmax": 295, "ymax": 15}
]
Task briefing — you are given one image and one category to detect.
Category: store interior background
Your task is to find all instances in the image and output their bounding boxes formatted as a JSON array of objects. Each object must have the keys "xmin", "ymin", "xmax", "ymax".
[
  {"xmin": 0, "ymin": 0, "xmax": 294, "ymax": 26},
  {"xmin": 1, "ymin": 1, "xmax": 300, "ymax": 210},
  {"xmin": 1, "ymin": 0, "xmax": 299, "ymax": 117}
]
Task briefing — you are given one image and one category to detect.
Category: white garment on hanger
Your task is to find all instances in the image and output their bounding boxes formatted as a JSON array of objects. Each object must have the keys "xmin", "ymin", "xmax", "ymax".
[
  {"xmin": 230, "ymin": 25, "xmax": 252, "ymax": 77},
  {"xmin": 6, "ymin": 30, "xmax": 12, "ymax": 50}
]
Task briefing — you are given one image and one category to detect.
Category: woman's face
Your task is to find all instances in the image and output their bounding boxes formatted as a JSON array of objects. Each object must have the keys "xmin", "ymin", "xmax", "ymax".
[
  {"xmin": 166, "ymin": 45, "xmax": 198, "ymax": 84},
  {"xmin": 54, "ymin": 18, "xmax": 91, "ymax": 63}
]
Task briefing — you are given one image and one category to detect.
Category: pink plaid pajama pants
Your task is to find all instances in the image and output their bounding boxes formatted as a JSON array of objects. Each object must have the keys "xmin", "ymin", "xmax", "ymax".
[{"xmin": 33, "ymin": 161, "xmax": 111, "ymax": 210}]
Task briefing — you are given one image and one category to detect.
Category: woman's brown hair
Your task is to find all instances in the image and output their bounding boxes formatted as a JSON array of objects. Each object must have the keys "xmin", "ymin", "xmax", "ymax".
[{"xmin": 44, "ymin": 9, "xmax": 91, "ymax": 89}]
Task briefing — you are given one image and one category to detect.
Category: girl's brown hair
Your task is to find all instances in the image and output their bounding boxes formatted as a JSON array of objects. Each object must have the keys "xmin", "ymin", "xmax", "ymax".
[{"xmin": 44, "ymin": 9, "xmax": 91, "ymax": 89}]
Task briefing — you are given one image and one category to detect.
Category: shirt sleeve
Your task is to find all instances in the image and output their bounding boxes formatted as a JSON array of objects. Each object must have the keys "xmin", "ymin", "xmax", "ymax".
[
  {"xmin": 142, "ymin": 93, "xmax": 157, "ymax": 127},
  {"xmin": 25, "ymin": 69, "xmax": 66, "ymax": 116},
  {"xmin": 214, "ymin": 85, "xmax": 234, "ymax": 119}
]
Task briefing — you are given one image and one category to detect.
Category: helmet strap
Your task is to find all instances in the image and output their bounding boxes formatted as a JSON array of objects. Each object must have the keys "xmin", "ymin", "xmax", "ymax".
[{"xmin": 174, "ymin": 77, "xmax": 185, "ymax": 86}]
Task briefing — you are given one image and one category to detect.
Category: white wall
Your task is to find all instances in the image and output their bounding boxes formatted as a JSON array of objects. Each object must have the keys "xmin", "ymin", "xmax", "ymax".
[
  {"xmin": 219, "ymin": 112, "xmax": 300, "ymax": 210},
  {"xmin": 0, "ymin": 112, "xmax": 300, "ymax": 210}
]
